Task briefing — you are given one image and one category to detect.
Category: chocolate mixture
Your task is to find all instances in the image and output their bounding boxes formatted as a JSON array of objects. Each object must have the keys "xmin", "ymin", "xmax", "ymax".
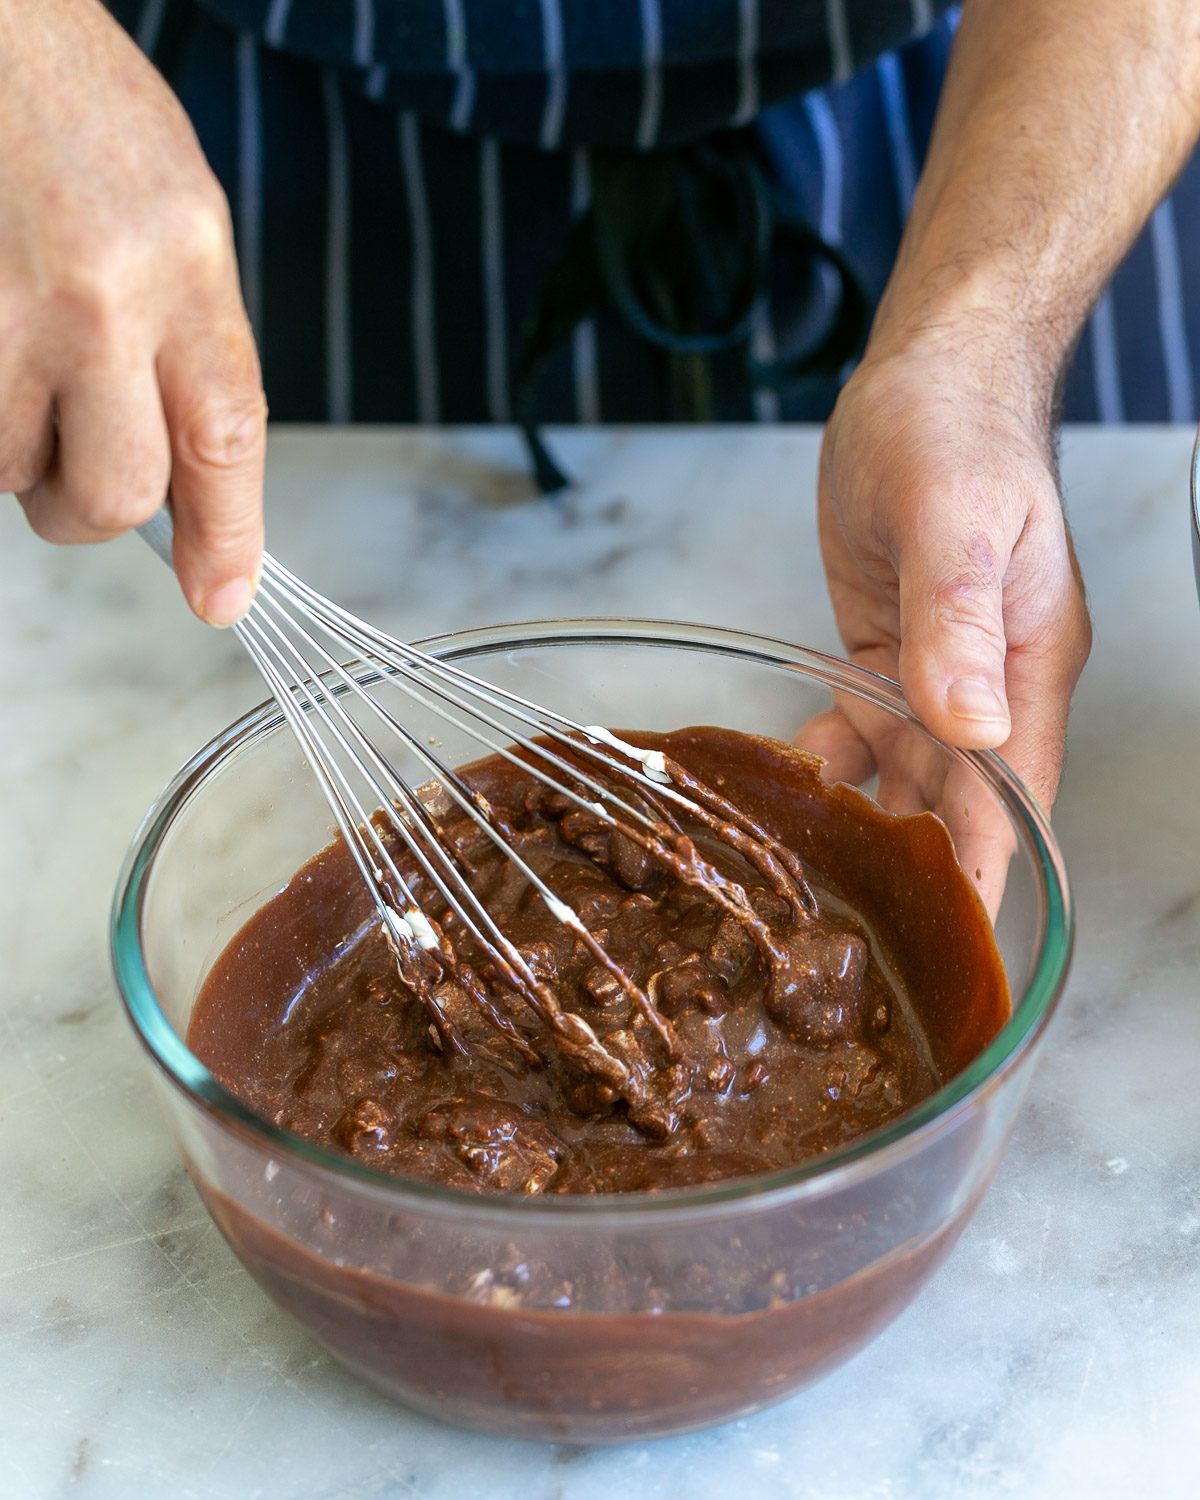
[
  {"xmin": 182, "ymin": 725, "xmax": 1011, "ymax": 1439},
  {"xmin": 189, "ymin": 726, "xmax": 1009, "ymax": 1195}
]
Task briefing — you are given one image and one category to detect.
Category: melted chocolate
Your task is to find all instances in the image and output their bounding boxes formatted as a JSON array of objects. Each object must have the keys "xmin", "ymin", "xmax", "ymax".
[
  {"xmin": 189, "ymin": 727, "xmax": 1008, "ymax": 1194},
  {"xmin": 183, "ymin": 725, "xmax": 1011, "ymax": 1439}
]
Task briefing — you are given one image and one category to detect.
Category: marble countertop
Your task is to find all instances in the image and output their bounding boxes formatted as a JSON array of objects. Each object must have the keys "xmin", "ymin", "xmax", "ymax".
[{"xmin": 2, "ymin": 426, "xmax": 1197, "ymax": 1500}]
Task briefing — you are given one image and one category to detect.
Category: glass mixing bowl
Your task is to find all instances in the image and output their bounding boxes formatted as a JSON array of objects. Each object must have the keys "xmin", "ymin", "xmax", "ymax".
[{"xmin": 112, "ymin": 621, "xmax": 1071, "ymax": 1443}]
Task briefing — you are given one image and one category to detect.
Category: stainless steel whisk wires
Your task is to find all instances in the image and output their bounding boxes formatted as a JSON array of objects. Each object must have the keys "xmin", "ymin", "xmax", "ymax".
[{"xmin": 138, "ymin": 508, "xmax": 813, "ymax": 1116}]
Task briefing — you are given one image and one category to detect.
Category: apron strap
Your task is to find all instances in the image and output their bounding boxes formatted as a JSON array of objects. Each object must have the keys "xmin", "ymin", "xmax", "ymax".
[{"xmin": 514, "ymin": 132, "xmax": 873, "ymax": 493}]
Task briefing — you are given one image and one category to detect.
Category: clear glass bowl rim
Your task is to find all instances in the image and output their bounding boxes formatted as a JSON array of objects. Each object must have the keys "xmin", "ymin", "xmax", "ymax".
[{"xmin": 111, "ymin": 618, "xmax": 1072, "ymax": 1223}]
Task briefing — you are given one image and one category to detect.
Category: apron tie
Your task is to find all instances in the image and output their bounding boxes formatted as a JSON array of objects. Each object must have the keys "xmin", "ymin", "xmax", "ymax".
[{"xmin": 513, "ymin": 133, "xmax": 872, "ymax": 493}]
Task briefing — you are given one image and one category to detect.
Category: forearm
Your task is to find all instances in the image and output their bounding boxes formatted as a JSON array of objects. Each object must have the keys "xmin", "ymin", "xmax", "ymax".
[{"xmin": 873, "ymin": 0, "xmax": 1200, "ymax": 417}]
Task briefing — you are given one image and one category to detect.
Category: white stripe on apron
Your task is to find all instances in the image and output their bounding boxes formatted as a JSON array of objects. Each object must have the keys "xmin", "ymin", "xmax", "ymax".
[
  {"xmin": 1090, "ymin": 291, "xmax": 1125, "ymax": 424},
  {"xmin": 1150, "ymin": 199, "xmax": 1195, "ymax": 422},
  {"xmin": 637, "ymin": 0, "xmax": 664, "ymax": 150},
  {"xmin": 481, "ymin": 139, "xmax": 511, "ymax": 422},
  {"xmin": 570, "ymin": 149, "xmax": 602, "ymax": 424},
  {"xmin": 750, "ymin": 297, "xmax": 781, "ymax": 424},
  {"xmin": 733, "ymin": 0, "xmax": 761, "ymax": 127},
  {"xmin": 804, "ymin": 93, "xmax": 844, "ymax": 246},
  {"xmin": 876, "ymin": 52, "xmax": 917, "ymax": 216},
  {"xmin": 825, "ymin": 0, "xmax": 854, "ymax": 85},
  {"xmin": 235, "ymin": 33, "xmax": 264, "ymax": 341},
  {"xmin": 400, "ymin": 113, "xmax": 441, "ymax": 424},
  {"xmin": 353, "ymin": 0, "xmax": 375, "ymax": 70},
  {"xmin": 443, "ymin": 0, "xmax": 476, "ymax": 132},
  {"xmin": 322, "ymin": 71, "xmax": 353, "ymax": 422},
  {"xmin": 804, "ymin": 90, "xmax": 851, "ymax": 385},
  {"xmin": 538, "ymin": 0, "xmax": 568, "ymax": 150},
  {"xmin": 135, "ymin": 0, "xmax": 168, "ymax": 53},
  {"xmin": 264, "ymin": 0, "xmax": 292, "ymax": 49}
]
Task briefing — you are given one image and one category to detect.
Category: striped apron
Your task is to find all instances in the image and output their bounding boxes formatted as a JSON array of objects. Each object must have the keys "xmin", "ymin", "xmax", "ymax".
[{"xmin": 108, "ymin": 1, "xmax": 1200, "ymax": 428}]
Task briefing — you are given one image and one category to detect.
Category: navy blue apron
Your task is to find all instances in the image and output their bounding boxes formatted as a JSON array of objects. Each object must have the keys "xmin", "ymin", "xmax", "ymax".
[{"xmin": 107, "ymin": 1, "xmax": 1200, "ymax": 435}]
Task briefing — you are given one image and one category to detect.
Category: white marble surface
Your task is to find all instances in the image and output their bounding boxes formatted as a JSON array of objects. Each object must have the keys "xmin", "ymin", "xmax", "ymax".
[{"xmin": 1, "ymin": 426, "xmax": 1198, "ymax": 1499}]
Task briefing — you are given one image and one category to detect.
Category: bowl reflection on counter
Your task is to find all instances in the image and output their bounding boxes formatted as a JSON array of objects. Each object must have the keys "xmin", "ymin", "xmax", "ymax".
[{"xmin": 111, "ymin": 620, "xmax": 1071, "ymax": 1443}]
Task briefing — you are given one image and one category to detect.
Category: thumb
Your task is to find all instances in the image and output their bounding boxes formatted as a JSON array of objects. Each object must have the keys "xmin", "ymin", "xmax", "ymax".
[
  {"xmin": 157, "ymin": 316, "xmax": 266, "ymax": 628},
  {"xmin": 895, "ymin": 516, "xmax": 1015, "ymax": 750}
]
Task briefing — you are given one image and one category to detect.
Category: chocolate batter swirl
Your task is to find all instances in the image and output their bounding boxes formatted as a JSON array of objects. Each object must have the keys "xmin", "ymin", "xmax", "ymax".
[{"xmin": 189, "ymin": 727, "xmax": 1009, "ymax": 1196}]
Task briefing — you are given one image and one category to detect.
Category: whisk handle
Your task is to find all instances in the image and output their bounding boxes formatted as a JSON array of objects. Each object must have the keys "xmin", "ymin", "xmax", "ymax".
[{"xmin": 137, "ymin": 507, "xmax": 175, "ymax": 567}]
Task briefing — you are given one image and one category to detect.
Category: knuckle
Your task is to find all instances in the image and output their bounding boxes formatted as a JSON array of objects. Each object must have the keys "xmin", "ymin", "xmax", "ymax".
[
  {"xmin": 41, "ymin": 205, "xmax": 233, "ymax": 350},
  {"xmin": 2, "ymin": 455, "xmax": 48, "ymax": 495},
  {"xmin": 928, "ymin": 579, "xmax": 1006, "ymax": 649},
  {"xmin": 181, "ymin": 505, "xmax": 262, "ymax": 567},
  {"xmin": 71, "ymin": 420, "xmax": 171, "ymax": 533},
  {"xmin": 924, "ymin": 534, "xmax": 1006, "ymax": 646},
  {"xmin": 0, "ymin": 407, "xmax": 53, "ymax": 494},
  {"xmin": 72, "ymin": 440, "xmax": 170, "ymax": 534},
  {"xmin": 43, "ymin": 179, "xmax": 233, "ymax": 336},
  {"xmin": 50, "ymin": 266, "xmax": 124, "ymax": 345},
  {"xmin": 177, "ymin": 395, "xmax": 266, "ymax": 472},
  {"xmin": 0, "ymin": 288, "xmax": 30, "ymax": 348},
  {"xmin": 48, "ymin": 241, "xmax": 162, "ymax": 352},
  {"xmin": 82, "ymin": 484, "xmax": 164, "ymax": 536},
  {"xmin": 13, "ymin": 487, "xmax": 52, "ymax": 538},
  {"xmin": 117, "ymin": 486, "xmax": 168, "ymax": 531},
  {"xmin": 175, "ymin": 181, "xmax": 235, "ymax": 274},
  {"xmin": 0, "ymin": 436, "xmax": 49, "ymax": 495}
]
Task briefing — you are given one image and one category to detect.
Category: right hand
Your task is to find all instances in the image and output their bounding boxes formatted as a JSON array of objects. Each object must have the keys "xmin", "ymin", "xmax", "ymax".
[{"xmin": 0, "ymin": 0, "xmax": 265, "ymax": 625}]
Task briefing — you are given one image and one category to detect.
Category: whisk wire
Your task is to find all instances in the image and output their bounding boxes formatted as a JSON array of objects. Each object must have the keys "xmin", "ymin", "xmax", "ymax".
[
  {"xmin": 238, "ymin": 603, "xmax": 555, "ymax": 1059},
  {"xmin": 240, "ymin": 575, "xmax": 658, "ymax": 1075},
  {"xmin": 261, "ymin": 556, "xmax": 678, "ymax": 803},
  {"xmin": 261, "ymin": 557, "xmax": 662, "ymax": 836},
  {"xmin": 247, "ymin": 597, "xmax": 542, "ymax": 973},
  {"xmin": 261, "ymin": 553, "xmax": 817, "ymax": 918},
  {"xmin": 138, "ymin": 509, "xmax": 810, "ymax": 1121}
]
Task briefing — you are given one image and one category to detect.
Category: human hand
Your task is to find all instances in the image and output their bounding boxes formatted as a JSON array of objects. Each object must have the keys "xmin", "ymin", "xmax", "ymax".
[
  {"xmin": 803, "ymin": 334, "xmax": 1091, "ymax": 912},
  {"xmin": 0, "ymin": 0, "xmax": 265, "ymax": 624}
]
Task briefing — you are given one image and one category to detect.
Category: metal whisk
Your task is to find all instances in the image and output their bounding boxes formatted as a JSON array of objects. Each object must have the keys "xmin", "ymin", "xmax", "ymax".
[{"xmin": 138, "ymin": 509, "xmax": 814, "ymax": 1128}]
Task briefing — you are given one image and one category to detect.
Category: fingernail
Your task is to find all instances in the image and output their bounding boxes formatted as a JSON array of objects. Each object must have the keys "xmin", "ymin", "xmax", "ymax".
[
  {"xmin": 202, "ymin": 576, "xmax": 255, "ymax": 628},
  {"xmin": 947, "ymin": 677, "xmax": 1009, "ymax": 725}
]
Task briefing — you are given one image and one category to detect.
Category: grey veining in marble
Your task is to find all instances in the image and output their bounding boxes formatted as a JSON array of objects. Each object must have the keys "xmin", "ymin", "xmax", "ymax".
[{"xmin": 1, "ymin": 426, "xmax": 1198, "ymax": 1499}]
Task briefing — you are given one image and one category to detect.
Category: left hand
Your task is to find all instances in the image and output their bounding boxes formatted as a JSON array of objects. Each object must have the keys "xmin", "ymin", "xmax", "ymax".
[{"xmin": 802, "ymin": 330, "xmax": 1092, "ymax": 908}]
